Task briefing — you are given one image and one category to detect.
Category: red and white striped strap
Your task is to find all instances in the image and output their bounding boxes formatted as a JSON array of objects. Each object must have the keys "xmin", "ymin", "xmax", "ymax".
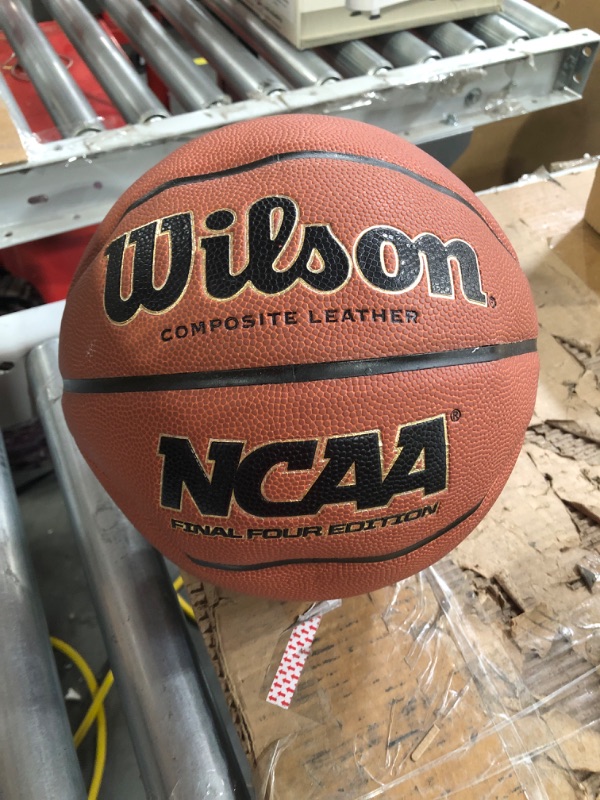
[
  {"xmin": 266, "ymin": 599, "xmax": 341, "ymax": 710},
  {"xmin": 266, "ymin": 615, "xmax": 322, "ymax": 710}
]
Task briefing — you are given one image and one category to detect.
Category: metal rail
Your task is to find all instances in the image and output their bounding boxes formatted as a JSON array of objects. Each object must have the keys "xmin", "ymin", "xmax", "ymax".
[
  {"xmin": 471, "ymin": 14, "xmax": 530, "ymax": 47},
  {"xmin": 28, "ymin": 339, "xmax": 247, "ymax": 800},
  {"xmin": 202, "ymin": 0, "xmax": 341, "ymax": 87},
  {"xmin": 0, "ymin": 3, "xmax": 596, "ymax": 246},
  {"xmin": 325, "ymin": 39, "xmax": 392, "ymax": 76},
  {"xmin": 0, "ymin": 0, "xmax": 103, "ymax": 136},
  {"xmin": 100, "ymin": 0, "xmax": 227, "ymax": 109},
  {"xmin": 41, "ymin": 0, "xmax": 169, "ymax": 124},
  {"xmin": 154, "ymin": 0, "xmax": 286, "ymax": 98},
  {"xmin": 0, "ymin": 432, "xmax": 87, "ymax": 800},
  {"xmin": 375, "ymin": 30, "xmax": 441, "ymax": 66},
  {"xmin": 0, "ymin": 25, "xmax": 596, "ymax": 247},
  {"xmin": 502, "ymin": 0, "xmax": 570, "ymax": 37},
  {"xmin": 424, "ymin": 22, "xmax": 486, "ymax": 56}
]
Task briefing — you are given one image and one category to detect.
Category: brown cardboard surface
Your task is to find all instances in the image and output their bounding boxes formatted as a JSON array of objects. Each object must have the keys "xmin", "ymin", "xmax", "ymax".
[
  {"xmin": 0, "ymin": 99, "xmax": 27, "ymax": 167},
  {"xmin": 185, "ymin": 165, "xmax": 600, "ymax": 799},
  {"xmin": 188, "ymin": 575, "xmax": 530, "ymax": 800},
  {"xmin": 453, "ymin": 1, "xmax": 600, "ymax": 191},
  {"xmin": 585, "ymin": 164, "xmax": 600, "ymax": 236}
]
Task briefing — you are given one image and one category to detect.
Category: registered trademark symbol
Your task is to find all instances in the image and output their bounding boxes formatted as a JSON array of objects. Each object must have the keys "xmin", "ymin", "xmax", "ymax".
[
  {"xmin": 488, "ymin": 295, "xmax": 497, "ymax": 308},
  {"xmin": 450, "ymin": 409, "xmax": 461, "ymax": 422}
]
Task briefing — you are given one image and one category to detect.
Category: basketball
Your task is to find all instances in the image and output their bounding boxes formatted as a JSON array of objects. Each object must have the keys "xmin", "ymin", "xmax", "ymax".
[{"xmin": 59, "ymin": 114, "xmax": 538, "ymax": 600}]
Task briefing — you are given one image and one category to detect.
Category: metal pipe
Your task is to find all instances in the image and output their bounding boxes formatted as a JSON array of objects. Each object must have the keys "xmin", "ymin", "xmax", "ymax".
[
  {"xmin": 324, "ymin": 39, "xmax": 392, "ymax": 76},
  {"xmin": 202, "ymin": 0, "xmax": 340, "ymax": 87},
  {"xmin": 0, "ymin": 0, "xmax": 103, "ymax": 136},
  {"xmin": 424, "ymin": 22, "xmax": 487, "ymax": 56},
  {"xmin": 502, "ymin": 0, "xmax": 569, "ymax": 37},
  {"xmin": 27, "ymin": 339, "xmax": 240, "ymax": 800},
  {"xmin": 0, "ymin": 69, "xmax": 32, "ymax": 136},
  {"xmin": 154, "ymin": 0, "xmax": 286, "ymax": 98},
  {"xmin": 470, "ymin": 14, "xmax": 530, "ymax": 47},
  {"xmin": 0, "ymin": 433, "xmax": 87, "ymax": 800},
  {"xmin": 375, "ymin": 31, "xmax": 441, "ymax": 67},
  {"xmin": 42, "ymin": 0, "xmax": 169, "ymax": 123},
  {"xmin": 100, "ymin": 0, "xmax": 227, "ymax": 110}
]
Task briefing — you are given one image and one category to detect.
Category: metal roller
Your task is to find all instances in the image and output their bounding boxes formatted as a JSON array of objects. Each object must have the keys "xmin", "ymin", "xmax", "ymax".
[
  {"xmin": 27, "ymin": 339, "xmax": 245, "ymax": 800},
  {"xmin": 502, "ymin": 0, "xmax": 570, "ymax": 37},
  {"xmin": 202, "ymin": 0, "xmax": 340, "ymax": 87},
  {"xmin": 471, "ymin": 14, "xmax": 530, "ymax": 47},
  {"xmin": 154, "ymin": 0, "xmax": 287, "ymax": 98},
  {"xmin": 324, "ymin": 39, "xmax": 392, "ymax": 77},
  {"xmin": 0, "ymin": 0, "xmax": 103, "ymax": 137},
  {"xmin": 425, "ymin": 22, "xmax": 487, "ymax": 56},
  {"xmin": 42, "ymin": 0, "xmax": 169, "ymax": 124},
  {"xmin": 375, "ymin": 31, "xmax": 442, "ymax": 67},
  {"xmin": 100, "ymin": 0, "xmax": 227, "ymax": 110},
  {"xmin": 0, "ymin": 433, "xmax": 87, "ymax": 800},
  {"xmin": 0, "ymin": 70, "xmax": 32, "ymax": 137}
]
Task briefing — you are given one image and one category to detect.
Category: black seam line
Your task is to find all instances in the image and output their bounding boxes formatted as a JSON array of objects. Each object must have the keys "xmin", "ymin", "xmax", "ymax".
[
  {"xmin": 63, "ymin": 339, "xmax": 537, "ymax": 395},
  {"xmin": 184, "ymin": 500, "xmax": 483, "ymax": 572},
  {"xmin": 117, "ymin": 150, "xmax": 509, "ymax": 255}
]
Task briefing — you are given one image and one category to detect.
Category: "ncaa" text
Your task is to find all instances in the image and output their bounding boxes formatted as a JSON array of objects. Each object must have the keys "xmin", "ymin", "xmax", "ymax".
[{"xmin": 158, "ymin": 416, "xmax": 448, "ymax": 519}]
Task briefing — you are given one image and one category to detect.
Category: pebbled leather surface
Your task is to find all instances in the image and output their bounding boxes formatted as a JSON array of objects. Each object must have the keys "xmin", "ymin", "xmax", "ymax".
[{"xmin": 59, "ymin": 115, "xmax": 539, "ymax": 599}]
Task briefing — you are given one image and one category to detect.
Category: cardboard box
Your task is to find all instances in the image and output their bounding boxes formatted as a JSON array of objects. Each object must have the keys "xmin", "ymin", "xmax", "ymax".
[
  {"xmin": 241, "ymin": 0, "xmax": 502, "ymax": 49},
  {"xmin": 585, "ymin": 164, "xmax": 600, "ymax": 236},
  {"xmin": 185, "ymin": 165, "xmax": 600, "ymax": 799},
  {"xmin": 0, "ymin": 100, "xmax": 27, "ymax": 167}
]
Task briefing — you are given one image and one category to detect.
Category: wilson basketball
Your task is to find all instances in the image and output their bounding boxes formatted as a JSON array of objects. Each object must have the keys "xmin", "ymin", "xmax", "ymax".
[{"xmin": 59, "ymin": 115, "xmax": 538, "ymax": 600}]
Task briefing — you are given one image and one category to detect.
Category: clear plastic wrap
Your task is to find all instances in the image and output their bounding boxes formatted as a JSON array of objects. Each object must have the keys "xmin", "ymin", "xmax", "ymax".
[{"xmin": 192, "ymin": 530, "xmax": 600, "ymax": 800}]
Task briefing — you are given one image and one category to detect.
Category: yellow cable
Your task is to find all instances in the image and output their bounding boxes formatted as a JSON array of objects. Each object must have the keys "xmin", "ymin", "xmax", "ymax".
[
  {"xmin": 74, "ymin": 670, "xmax": 114, "ymax": 748},
  {"xmin": 177, "ymin": 593, "xmax": 195, "ymax": 622},
  {"xmin": 49, "ymin": 576, "xmax": 193, "ymax": 798},
  {"xmin": 174, "ymin": 575, "xmax": 195, "ymax": 622},
  {"xmin": 51, "ymin": 637, "xmax": 106, "ymax": 800}
]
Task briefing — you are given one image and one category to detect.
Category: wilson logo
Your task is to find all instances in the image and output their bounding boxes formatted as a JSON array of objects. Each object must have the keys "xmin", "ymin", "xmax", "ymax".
[
  {"xmin": 158, "ymin": 416, "xmax": 448, "ymax": 519},
  {"xmin": 104, "ymin": 197, "xmax": 487, "ymax": 325}
]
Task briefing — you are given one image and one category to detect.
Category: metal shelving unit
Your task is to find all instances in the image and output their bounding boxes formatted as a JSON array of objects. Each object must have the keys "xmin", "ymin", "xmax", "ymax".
[{"xmin": 0, "ymin": 0, "xmax": 596, "ymax": 247}]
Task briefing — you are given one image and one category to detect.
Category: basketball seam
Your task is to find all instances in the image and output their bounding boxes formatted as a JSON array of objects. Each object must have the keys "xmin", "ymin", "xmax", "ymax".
[
  {"xmin": 62, "ymin": 339, "xmax": 537, "ymax": 394},
  {"xmin": 115, "ymin": 150, "xmax": 512, "ymax": 256},
  {"xmin": 183, "ymin": 501, "xmax": 483, "ymax": 572}
]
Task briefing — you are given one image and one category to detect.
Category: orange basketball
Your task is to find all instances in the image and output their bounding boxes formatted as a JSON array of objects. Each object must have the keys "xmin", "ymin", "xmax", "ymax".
[{"xmin": 59, "ymin": 115, "xmax": 538, "ymax": 600}]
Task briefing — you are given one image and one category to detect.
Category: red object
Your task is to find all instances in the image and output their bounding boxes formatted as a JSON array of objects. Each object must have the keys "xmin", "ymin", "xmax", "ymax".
[
  {"xmin": 60, "ymin": 115, "xmax": 540, "ymax": 601},
  {"xmin": 1, "ymin": 227, "xmax": 95, "ymax": 303},
  {"xmin": 267, "ymin": 616, "xmax": 322, "ymax": 709},
  {"xmin": 0, "ymin": 19, "xmax": 129, "ymax": 300},
  {"xmin": 0, "ymin": 20, "xmax": 126, "ymax": 139}
]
